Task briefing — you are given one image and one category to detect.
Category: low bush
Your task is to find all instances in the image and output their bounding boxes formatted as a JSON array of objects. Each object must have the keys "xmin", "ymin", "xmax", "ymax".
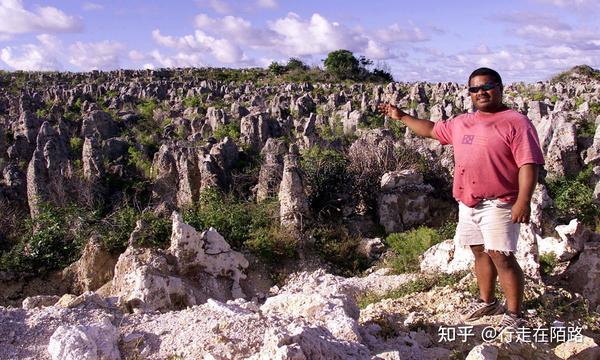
[
  {"xmin": 213, "ymin": 121, "xmax": 241, "ymax": 141},
  {"xmin": 0, "ymin": 203, "xmax": 93, "ymax": 273},
  {"xmin": 385, "ymin": 226, "xmax": 444, "ymax": 274},
  {"xmin": 97, "ymin": 205, "xmax": 172, "ymax": 252},
  {"xmin": 312, "ymin": 225, "xmax": 370, "ymax": 276},
  {"xmin": 539, "ymin": 252, "xmax": 558, "ymax": 276},
  {"xmin": 300, "ymin": 146, "xmax": 349, "ymax": 220},
  {"xmin": 546, "ymin": 165, "xmax": 600, "ymax": 227},
  {"xmin": 183, "ymin": 188, "xmax": 277, "ymax": 248},
  {"xmin": 246, "ymin": 224, "xmax": 298, "ymax": 260}
]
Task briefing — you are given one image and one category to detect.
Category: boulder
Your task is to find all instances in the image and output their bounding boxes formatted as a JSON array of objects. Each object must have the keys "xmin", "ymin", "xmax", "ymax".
[
  {"xmin": 62, "ymin": 237, "xmax": 117, "ymax": 293},
  {"xmin": 22, "ymin": 295, "xmax": 60, "ymax": 309},
  {"xmin": 169, "ymin": 212, "xmax": 249, "ymax": 298},
  {"xmin": 420, "ymin": 239, "xmax": 473, "ymax": 274},
  {"xmin": 554, "ymin": 335, "xmax": 600, "ymax": 360},
  {"xmin": 48, "ymin": 317, "xmax": 120, "ymax": 360},
  {"xmin": 538, "ymin": 219, "xmax": 589, "ymax": 261},
  {"xmin": 26, "ymin": 121, "xmax": 71, "ymax": 218},
  {"xmin": 562, "ymin": 241, "xmax": 600, "ymax": 310},
  {"xmin": 81, "ymin": 110, "xmax": 118, "ymax": 140},
  {"xmin": 378, "ymin": 170, "xmax": 433, "ymax": 233}
]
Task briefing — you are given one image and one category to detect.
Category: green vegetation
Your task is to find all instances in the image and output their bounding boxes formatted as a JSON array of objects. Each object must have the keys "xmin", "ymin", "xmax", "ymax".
[
  {"xmin": 384, "ymin": 227, "xmax": 445, "ymax": 274},
  {"xmin": 546, "ymin": 165, "xmax": 600, "ymax": 227},
  {"xmin": 539, "ymin": 252, "xmax": 558, "ymax": 276},
  {"xmin": 100, "ymin": 206, "xmax": 171, "ymax": 252},
  {"xmin": 0, "ymin": 203, "xmax": 92, "ymax": 273},
  {"xmin": 300, "ymin": 146, "xmax": 349, "ymax": 219},
  {"xmin": 137, "ymin": 99, "xmax": 158, "ymax": 121},
  {"xmin": 324, "ymin": 49, "xmax": 361, "ymax": 80},
  {"xmin": 312, "ymin": 225, "xmax": 370, "ymax": 276},
  {"xmin": 128, "ymin": 146, "xmax": 154, "ymax": 179},
  {"xmin": 213, "ymin": 121, "xmax": 241, "ymax": 141},
  {"xmin": 69, "ymin": 137, "xmax": 84, "ymax": 157},
  {"xmin": 182, "ymin": 187, "xmax": 297, "ymax": 262},
  {"xmin": 552, "ymin": 64, "xmax": 600, "ymax": 83},
  {"xmin": 323, "ymin": 49, "xmax": 393, "ymax": 82},
  {"xmin": 358, "ymin": 111, "xmax": 385, "ymax": 130},
  {"xmin": 357, "ymin": 271, "xmax": 468, "ymax": 309}
]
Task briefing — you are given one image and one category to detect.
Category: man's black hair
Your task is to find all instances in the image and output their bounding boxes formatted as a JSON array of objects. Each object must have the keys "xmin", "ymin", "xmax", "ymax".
[{"xmin": 468, "ymin": 67, "xmax": 502, "ymax": 86}]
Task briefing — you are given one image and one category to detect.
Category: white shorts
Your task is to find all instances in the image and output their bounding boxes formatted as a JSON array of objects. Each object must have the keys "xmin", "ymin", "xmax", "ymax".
[{"xmin": 455, "ymin": 199, "xmax": 520, "ymax": 254}]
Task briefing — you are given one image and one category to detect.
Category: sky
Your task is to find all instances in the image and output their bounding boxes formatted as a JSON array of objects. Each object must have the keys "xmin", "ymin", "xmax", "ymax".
[{"xmin": 0, "ymin": 0, "xmax": 598, "ymax": 83}]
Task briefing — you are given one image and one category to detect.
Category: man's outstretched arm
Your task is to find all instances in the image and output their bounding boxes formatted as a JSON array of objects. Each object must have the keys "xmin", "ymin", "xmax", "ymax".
[
  {"xmin": 377, "ymin": 103, "xmax": 438, "ymax": 139},
  {"xmin": 512, "ymin": 163, "xmax": 539, "ymax": 223}
]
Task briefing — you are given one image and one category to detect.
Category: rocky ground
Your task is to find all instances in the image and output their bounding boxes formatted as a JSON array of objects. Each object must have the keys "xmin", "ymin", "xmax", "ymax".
[{"xmin": 0, "ymin": 213, "xmax": 598, "ymax": 359}]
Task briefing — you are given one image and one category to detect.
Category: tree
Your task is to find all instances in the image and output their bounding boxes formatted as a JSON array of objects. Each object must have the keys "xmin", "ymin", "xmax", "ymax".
[
  {"xmin": 268, "ymin": 61, "xmax": 285, "ymax": 75},
  {"xmin": 286, "ymin": 58, "xmax": 309, "ymax": 71},
  {"xmin": 323, "ymin": 49, "xmax": 360, "ymax": 80}
]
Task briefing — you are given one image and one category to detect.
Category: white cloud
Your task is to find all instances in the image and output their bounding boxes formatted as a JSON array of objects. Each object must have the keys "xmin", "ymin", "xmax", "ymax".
[
  {"xmin": 194, "ymin": 13, "xmax": 272, "ymax": 47},
  {"xmin": 152, "ymin": 28, "xmax": 244, "ymax": 63},
  {"xmin": 0, "ymin": 34, "xmax": 62, "ymax": 70},
  {"xmin": 82, "ymin": 2, "xmax": 103, "ymax": 11},
  {"xmin": 0, "ymin": 0, "xmax": 82, "ymax": 34},
  {"xmin": 68, "ymin": 40, "xmax": 125, "ymax": 70},
  {"xmin": 374, "ymin": 23, "xmax": 429, "ymax": 43},
  {"xmin": 532, "ymin": 0, "xmax": 598, "ymax": 11},
  {"xmin": 208, "ymin": 0, "xmax": 232, "ymax": 14},
  {"xmin": 269, "ymin": 12, "xmax": 370, "ymax": 56},
  {"xmin": 148, "ymin": 49, "xmax": 204, "ymax": 68},
  {"xmin": 364, "ymin": 39, "xmax": 392, "ymax": 60},
  {"xmin": 128, "ymin": 49, "xmax": 147, "ymax": 61},
  {"xmin": 256, "ymin": 0, "xmax": 277, "ymax": 9}
]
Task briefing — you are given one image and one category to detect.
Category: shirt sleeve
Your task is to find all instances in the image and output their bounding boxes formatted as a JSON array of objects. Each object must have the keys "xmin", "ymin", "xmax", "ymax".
[
  {"xmin": 433, "ymin": 119, "xmax": 454, "ymax": 145},
  {"xmin": 511, "ymin": 119, "xmax": 545, "ymax": 167}
]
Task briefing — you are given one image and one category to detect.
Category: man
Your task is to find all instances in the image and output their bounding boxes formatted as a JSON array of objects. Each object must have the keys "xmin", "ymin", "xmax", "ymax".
[{"xmin": 378, "ymin": 68, "xmax": 544, "ymax": 332}]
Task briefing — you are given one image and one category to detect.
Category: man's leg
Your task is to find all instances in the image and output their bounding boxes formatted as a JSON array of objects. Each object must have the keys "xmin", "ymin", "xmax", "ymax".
[
  {"xmin": 487, "ymin": 250, "xmax": 524, "ymax": 315},
  {"xmin": 470, "ymin": 244, "xmax": 498, "ymax": 303}
]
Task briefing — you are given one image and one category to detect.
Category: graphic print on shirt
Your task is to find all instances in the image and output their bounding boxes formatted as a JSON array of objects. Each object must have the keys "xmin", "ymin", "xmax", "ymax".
[{"xmin": 461, "ymin": 134, "xmax": 488, "ymax": 146}]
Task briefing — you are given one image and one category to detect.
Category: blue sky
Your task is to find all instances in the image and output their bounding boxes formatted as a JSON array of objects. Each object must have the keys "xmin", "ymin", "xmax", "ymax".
[{"xmin": 0, "ymin": 0, "xmax": 598, "ymax": 83}]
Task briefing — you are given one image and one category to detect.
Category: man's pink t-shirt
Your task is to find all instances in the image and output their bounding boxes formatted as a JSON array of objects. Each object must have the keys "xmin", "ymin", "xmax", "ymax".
[{"xmin": 432, "ymin": 109, "xmax": 544, "ymax": 207}]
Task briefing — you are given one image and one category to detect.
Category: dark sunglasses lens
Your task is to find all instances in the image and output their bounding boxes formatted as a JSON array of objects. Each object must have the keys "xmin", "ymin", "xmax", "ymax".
[{"xmin": 468, "ymin": 83, "xmax": 496, "ymax": 93}]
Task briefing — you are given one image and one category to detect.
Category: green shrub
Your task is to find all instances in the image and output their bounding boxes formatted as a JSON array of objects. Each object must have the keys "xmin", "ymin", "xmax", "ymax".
[
  {"xmin": 546, "ymin": 166, "xmax": 600, "ymax": 226},
  {"xmin": 532, "ymin": 92, "xmax": 545, "ymax": 101},
  {"xmin": 300, "ymin": 146, "xmax": 349, "ymax": 219},
  {"xmin": 183, "ymin": 188, "xmax": 277, "ymax": 248},
  {"xmin": 246, "ymin": 224, "xmax": 298, "ymax": 260},
  {"xmin": 98, "ymin": 206, "xmax": 138, "ymax": 252},
  {"xmin": 539, "ymin": 252, "xmax": 558, "ymax": 276},
  {"xmin": 128, "ymin": 146, "xmax": 153, "ymax": 178},
  {"xmin": 213, "ymin": 121, "xmax": 241, "ymax": 141},
  {"xmin": 69, "ymin": 137, "xmax": 83, "ymax": 156},
  {"xmin": 385, "ymin": 227, "xmax": 444, "ymax": 274},
  {"xmin": 358, "ymin": 111, "xmax": 385, "ymax": 130},
  {"xmin": 137, "ymin": 99, "xmax": 158, "ymax": 121},
  {"xmin": 98, "ymin": 206, "xmax": 171, "ymax": 252},
  {"xmin": 183, "ymin": 96, "xmax": 204, "ymax": 109},
  {"xmin": 0, "ymin": 203, "xmax": 92, "ymax": 273},
  {"xmin": 312, "ymin": 225, "xmax": 369, "ymax": 276}
]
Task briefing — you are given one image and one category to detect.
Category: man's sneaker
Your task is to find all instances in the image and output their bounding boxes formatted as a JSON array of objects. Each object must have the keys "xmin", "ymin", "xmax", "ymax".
[
  {"xmin": 461, "ymin": 298, "xmax": 504, "ymax": 322},
  {"xmin": 495, "ymin": 311, "xmax": 527, "ymax": 335}
]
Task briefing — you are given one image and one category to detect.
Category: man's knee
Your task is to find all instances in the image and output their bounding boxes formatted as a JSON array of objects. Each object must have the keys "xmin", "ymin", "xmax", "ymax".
[
  {"xmin": 487, "ymin": 250, "xmax": 517, "ymax": 270},
  {"xmin": 470, "ymin": 244, "xmax": 487, "ymax": 257}
]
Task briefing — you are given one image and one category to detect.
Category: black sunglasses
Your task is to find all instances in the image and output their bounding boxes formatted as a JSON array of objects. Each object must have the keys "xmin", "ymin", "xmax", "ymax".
[{"xmin": 468, "ymin": 83, "xmax": 499, "ymax": 93}]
